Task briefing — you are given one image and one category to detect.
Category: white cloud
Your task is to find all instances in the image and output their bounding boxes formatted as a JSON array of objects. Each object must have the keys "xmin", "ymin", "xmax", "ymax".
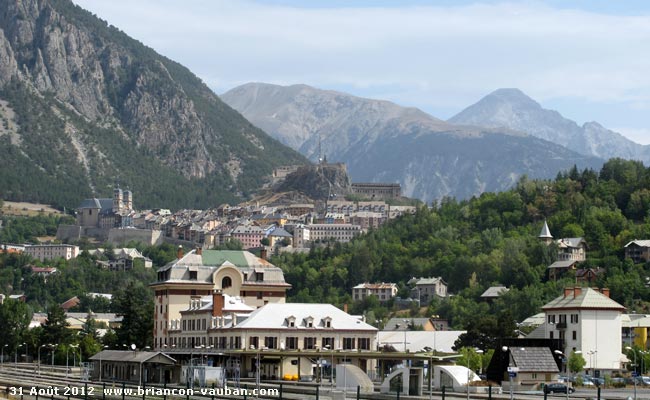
[{"xmin": 72, "ymin": 0, "xmax": 650, "ymax": 138}]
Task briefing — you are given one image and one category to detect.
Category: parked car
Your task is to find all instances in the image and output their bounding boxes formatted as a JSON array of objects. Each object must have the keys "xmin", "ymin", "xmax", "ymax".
[
  {"xmin": 592, "ymin": 377, "xmax": 604, "ymax": 386},
  {"xmin": 544, "ymin": 383, "xmax": 576, "ymax": 394},
  {"xmin": 635, "ymin": 376, "xmax": 650, "ymax": 386}
]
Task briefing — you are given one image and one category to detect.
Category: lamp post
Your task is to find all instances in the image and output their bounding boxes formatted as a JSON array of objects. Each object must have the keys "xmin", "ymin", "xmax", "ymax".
[
  {"xmin": 2, "ymin": 344, "xmax": 7, "ymax": 366},
  {"xmin": 51, "ymin": 344, "xmax": 57, "ymax": 371},
  {"xmin": 99, "ymin": 345, "xmax": 108, "ymax": 382},
  {"xmin": 627, "ymin": 346, "xmax": 637, "ymax": 400},
  {"xmin": 255, "ymin": 346, "xmax": 260, "ymax": 396},
  {"xmin": 15, "ymin": 343, "xmax": 23, "ymax": 370},
  {"xmin": 502, "ymin": 346, "xmax": 513, "ymax": 400},
  {"xmin": 325, "ymin": 344, "xmax": 334, "ymax": 391},
  {"xmin": 465, "ymin": 349, "xmax": 472, "ymax": 400},
  {"xmin": 38, "ymin": 344, "xmax": 47, "ymax": 375},
  {"xmin": 66, "ymin": 344, "xmax": 79, "ymax": 379},
  {"xmin": 23, "ymin": 342, "xmax": 27, "ymax": 365}
]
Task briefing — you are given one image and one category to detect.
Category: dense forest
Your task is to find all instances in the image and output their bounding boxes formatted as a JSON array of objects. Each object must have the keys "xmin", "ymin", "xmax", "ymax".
[{"xmin": 272, "ymin": 158, "xmax": 650, "ymax": 331}]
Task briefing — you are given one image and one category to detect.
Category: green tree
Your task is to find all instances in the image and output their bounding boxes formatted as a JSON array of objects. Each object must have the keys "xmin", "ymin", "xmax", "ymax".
[
  {"xmin": 41, "ymin": 304, "xmax": 73, "ymax": 347},
  {"xmin": 568, "ymin": 350, "xmax": 586, "ymax": 374},
  {"xmin": 112, "ymin": 281, "xmax": 154, "ymax": 349},
  {"xmin": 0, "ymin": 299, "xmax": 32, "ymax": 357}
]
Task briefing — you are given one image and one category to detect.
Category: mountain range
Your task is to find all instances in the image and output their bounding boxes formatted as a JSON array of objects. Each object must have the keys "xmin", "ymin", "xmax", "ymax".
[
  {"xmin": 0, "ymin": 0, "xmax": 306, "ymax": 209},
  {"xmin": 222, "ymin": 83, "xmax": 606, "ymax": 202},
  {"xmin": 449, "ymin": 88, "xmax": 650, "ymax": 164}
]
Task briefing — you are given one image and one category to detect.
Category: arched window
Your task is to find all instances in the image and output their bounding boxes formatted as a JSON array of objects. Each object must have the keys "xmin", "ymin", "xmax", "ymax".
[{"xmin": 222, "ymin": 276, "xmax": 232, "ymax": 289}]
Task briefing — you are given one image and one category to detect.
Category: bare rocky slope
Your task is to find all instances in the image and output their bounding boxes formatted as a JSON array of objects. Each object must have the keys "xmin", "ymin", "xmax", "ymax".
[
  {"xmin": 0, "ymin": 0, "xmax": 306, "ymax": 209},
  {"xmin": 222, "ymin": 83, "xmax": 603, "ymax": 202},
  {"xmin": 449, "ymin": 88, "xmax": 650, "ymax": 163}
]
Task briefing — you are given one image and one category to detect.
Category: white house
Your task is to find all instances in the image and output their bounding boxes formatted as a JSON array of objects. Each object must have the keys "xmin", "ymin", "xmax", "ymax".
[
  {"xmin": 541, "ymin": 287, "xmax": 626, "ymax": 375},
  {"xmin": 167, "ymin": 299, "xmax": 378, "ymax": 380}
]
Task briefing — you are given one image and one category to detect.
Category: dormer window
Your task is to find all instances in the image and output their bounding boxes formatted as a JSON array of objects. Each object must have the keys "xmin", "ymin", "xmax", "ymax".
[
  {"xmin": 286, "ymin": 316, "xmax": 296, "ymax": 328},
  {"xmin": 304, "ymin": 316, "xmax": 314, "ymax": 328},
  {"xmin": 322, "ymin": 316, "xmax": 332, "ymax": 328},
  {"xmin": 222, "ymin": 276, "xmax": 232, "ymax": 289}
]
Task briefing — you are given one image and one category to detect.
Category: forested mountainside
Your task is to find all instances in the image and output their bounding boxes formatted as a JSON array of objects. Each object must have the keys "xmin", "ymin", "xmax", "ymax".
[
  {"xmin": 272, "ymin": 158, "xmax": 650, "ymax": 328},
  {"xmin": 0, "ymin": 0, "xmax": 306, "ymax": 210}
]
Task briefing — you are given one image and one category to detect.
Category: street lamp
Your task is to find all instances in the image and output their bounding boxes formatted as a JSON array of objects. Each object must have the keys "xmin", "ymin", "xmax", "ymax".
[
  {"xmin": 2, "ymin": 344, "xmax": 8, "ymax": 366},
  {"xmin": 627, "ymin": 346, "xmax": 637, "ymax": 400},
  {"xmin": 99, "ymin": 345, "xmax": 108, "ymax": 382},
  {"xmin": 324, "ymin": 344, "xmax": 334, "ymax": 391},
  {"xmin": 38, "ymin": 344, "xmax": 47, "ymax": 375},
  {"xmin": 66, "ymin": 344, "xmax": 79, "ymax": 378},
  {"xmin": 466, "ymin": 352, "xmax": 470, "ymax": 400},
  {"xmin": 15, "ymin": 343, "xmax": 23, "ymax": 370},
  {"xmin": 51, "ymin": 344, "xmax": 57, "ymax": 371},
  {"xmin": 502, "ymin": 346, "xmax": 513, "ymax": 400}
]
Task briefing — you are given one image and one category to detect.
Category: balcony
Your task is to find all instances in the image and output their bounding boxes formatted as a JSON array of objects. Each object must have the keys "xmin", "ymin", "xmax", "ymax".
[{"xmin": 556, "ymin": 322, "xmax": 567, "ymax": 329}]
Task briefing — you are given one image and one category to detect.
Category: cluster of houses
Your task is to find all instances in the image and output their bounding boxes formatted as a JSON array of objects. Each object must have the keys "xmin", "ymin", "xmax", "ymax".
[
  {"xmin": 81, "ymin": 246, "xmax": 640, "ymax": 393},
  {"xmin": 54, "ymin": 187, "xmax": 417, "ymax": 252}
]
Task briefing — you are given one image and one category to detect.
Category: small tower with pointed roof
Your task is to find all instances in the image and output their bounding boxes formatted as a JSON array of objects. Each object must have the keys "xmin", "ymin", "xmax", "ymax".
[{"xmin": 539, "ymin": 220, "xmax": 553, "ymax": 245}]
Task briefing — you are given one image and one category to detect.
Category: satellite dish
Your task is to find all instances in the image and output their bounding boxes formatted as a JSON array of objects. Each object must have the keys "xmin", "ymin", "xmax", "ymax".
[{"xmin": 131, "ymin": 344, "xmax": 136, "ymax": 351}]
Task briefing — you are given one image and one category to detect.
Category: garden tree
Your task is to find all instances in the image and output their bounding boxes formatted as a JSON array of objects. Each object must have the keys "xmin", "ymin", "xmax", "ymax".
[
  {"xmin": 452, "ymin": 310, "xmax": 517, "ymax": 351},
  {"xmin": 78, "ymin": 333, "xmax": 101, "ymax": 362},
  {"xmin": 568, "ymin": 350, "xmax": 586, "ymax": 374},
  {"xmin": 0, "ymin": 299, "xmax": 32, "ymax": 355},
  {"xmin": 101, "ymin": 329, "xmax": 119, "ymax": 348},
  {"xmin": 41, "ymin": 304, "xmax": 73, "ymax": 347},
  {"xmin": 112, "ymin": 280, "xmax": 154, "ymax": 349},
  {"xmin": 260, "ymin": 237, "xmax": 270, "ymax": 246},
  {"xmin": 456, "ymin": 347, "xmax": 488, "ymax": 373}
]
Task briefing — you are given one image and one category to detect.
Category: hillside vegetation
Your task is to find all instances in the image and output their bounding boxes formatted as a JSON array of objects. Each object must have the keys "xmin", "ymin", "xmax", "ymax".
[{"xmin": 272, "ymin": 158, "xmax": 650, "ymax": 328}]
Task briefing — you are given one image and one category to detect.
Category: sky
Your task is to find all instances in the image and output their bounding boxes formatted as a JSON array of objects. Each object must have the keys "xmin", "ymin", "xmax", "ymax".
[{"xmin": 72, "ymin": 0, "xmax": 650, "ymax": 145}]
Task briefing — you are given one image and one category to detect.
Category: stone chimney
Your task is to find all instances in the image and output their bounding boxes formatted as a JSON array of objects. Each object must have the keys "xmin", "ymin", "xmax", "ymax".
[
  {"xmin": 573, "ymin": 287, "xmax": 582, "ymax": 297},
  {"xmin": 177, "ymin": 245, "xmax": 184, "ymax": 259},
  {"xmin": 343, "ymin": 303, "xmax": 348, "ymax": 313},
  {"xmin": 564, "ymin": 288, "xmax": 572, "ymax": 298},
  {"xmin": 196, "ymin": 247, "xmax": 202, "ymax": 256},
  {"xmin": 601, "ymin": 288, "xmax": 610, "ymax": 298},
  {"xmin": 212, "ymin": 289, "xmax": 224, "ymax": 317}
]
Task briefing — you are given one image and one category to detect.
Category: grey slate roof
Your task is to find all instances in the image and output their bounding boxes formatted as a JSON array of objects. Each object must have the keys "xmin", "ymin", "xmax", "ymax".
[
  {"xmin": 480, "ymin": 286, "xmax": 509, "ymax": 298},
  {"xmin": 510, "ymin": 347, "xmax": 559, "ymax": 372},
  {"xmin": 542, "ymin": 288, "xmax": 625, "ymax": 311},
  {"xmin": 269, "ymin": 227, "xmax": 292, "ymax": 237},
  {"xmin": 539, "ymin": 221, "xmax": 553, "ymax": 239},
  {"xmin": 557, "ymin": 237, "xmax": 586, "ymax": 248},
  {"xmin": 89, "ymin": 350, "xmax": 175, "ymax": 364},
  {"xmin": 384, "ymin": 317, "xmax": 432, "ymax": 331},
  {"xmin": 547, "ymin": 260, "xmax": 579, "ymax": 269},
  {"xmin": 625, "ymin": 240, "xmax": 650, "ymax": 248},
  {"xmin": 78, "ymin": 198, "xmax": 113, "ymax": 210}
]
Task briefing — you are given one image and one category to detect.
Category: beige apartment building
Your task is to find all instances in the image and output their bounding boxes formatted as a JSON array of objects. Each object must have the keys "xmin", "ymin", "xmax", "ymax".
[
  {"xmin": 167, "ymin": 297, "xmax": 378, "ymax": 380},
  {"xmin": 352, "ymin": 282, "xmax": 398, "ymax": 303},
  {"xmin": 151, "ymin": 248, "xmax": 291, "ymax": 350},
  {"xmin": 24, "ymin": 244, "xmax": 80, "ymax": 261}
]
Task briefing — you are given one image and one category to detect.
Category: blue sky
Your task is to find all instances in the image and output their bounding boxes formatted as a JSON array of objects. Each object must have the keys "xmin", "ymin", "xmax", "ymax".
[{"xmin": 73, "ymin": 0, "xmax": 650, "ymax": 144}]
